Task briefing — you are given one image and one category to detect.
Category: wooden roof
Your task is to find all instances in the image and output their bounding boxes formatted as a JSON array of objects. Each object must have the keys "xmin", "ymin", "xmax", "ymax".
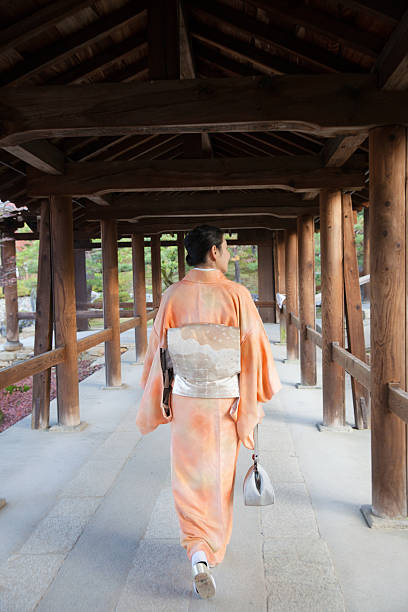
[{"xmin": 0, "ymin": 0, "xmax": 406, "ymax": 237}]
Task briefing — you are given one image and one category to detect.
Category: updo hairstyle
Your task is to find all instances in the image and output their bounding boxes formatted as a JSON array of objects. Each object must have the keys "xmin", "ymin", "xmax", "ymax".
[{"xmin": 184, "ymin": 225, "xmax": 224, "ymax": 266}]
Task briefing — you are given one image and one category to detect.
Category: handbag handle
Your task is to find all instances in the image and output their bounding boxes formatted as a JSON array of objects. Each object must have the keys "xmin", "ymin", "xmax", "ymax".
[{"xmin": 252, "ymin": 424, "xmax": 259, "ymax": 466}]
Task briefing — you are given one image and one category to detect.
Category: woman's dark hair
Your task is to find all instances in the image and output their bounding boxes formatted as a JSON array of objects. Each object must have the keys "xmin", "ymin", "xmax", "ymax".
[{"xmin": 184, "ymin": 225, "xmax": 224, "ymax": 266}]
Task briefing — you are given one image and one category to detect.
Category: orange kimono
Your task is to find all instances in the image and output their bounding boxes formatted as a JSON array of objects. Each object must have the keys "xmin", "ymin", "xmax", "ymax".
[{"xmin": 136, "ymin": 268, "xmax": 281, "ymax": 566}]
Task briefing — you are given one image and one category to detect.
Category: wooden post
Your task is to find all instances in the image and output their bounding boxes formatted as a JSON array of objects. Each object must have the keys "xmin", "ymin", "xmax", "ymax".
[
  {"xmin": 319, "ymin": 190, "xmax": 346, "ymax": 429},
  {"xmin": 342, "ymin": 193, "xmax": 370, "ymax": 429},
  {"xmin": 74, "ymin": 249, "xmax": 89, "ymax": 331},
  {"xmin": 362, "ymin": 207, "xmax": 370, "ymax": 301},
  {"xmin": 297, "ymin": 215, "xmax": 316, "ymax": 386},
  {"xmin": 101, "ymin": 219, "xmax": 121, "ymax": 387},
  {"xmin": 32, "ymin": 201, "xmax": 53, "ymax": 429},
  {"xmin": 151, "ymin": 234, "xmax": 162, "ymax": 308},
  {"xmin": 258, "ymin": 242, "xmax": 276, "ymax": 323},
  {"xmin": 50, "ymin": 196, "xmax": 80, "ymax": 427},
  {"xmin": 368, "ymin": 125, "xmax": 407, "ymax": 519},
  {"xmin": 1, "ymin": 236, "xmax": 22, "ymax": 350},
  {"xmin": 285, "ymin": 226, "xmax": 299, "ymax": 361},
  {"xmin": 132, "ymin": 233, "xmax": 148, "ymax": 364},
  {"xmin": 177, "ymin": 232, "xmax": 185, "ymax": 280},
  {"xmin": 277, "ymin": 231, "xmax": 286, "ymax": 343}
]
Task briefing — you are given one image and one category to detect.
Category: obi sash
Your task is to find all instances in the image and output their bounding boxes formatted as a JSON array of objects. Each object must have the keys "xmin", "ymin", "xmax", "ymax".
[{"xmin": 166, "ymin": 323, "xmax": 241, "ymax": 398}]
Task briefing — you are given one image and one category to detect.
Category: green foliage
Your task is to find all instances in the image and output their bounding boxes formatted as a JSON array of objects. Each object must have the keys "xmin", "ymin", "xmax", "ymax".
[{"xmin": 4, "ymin": 384, "xmax": 30, "ymax": 395}]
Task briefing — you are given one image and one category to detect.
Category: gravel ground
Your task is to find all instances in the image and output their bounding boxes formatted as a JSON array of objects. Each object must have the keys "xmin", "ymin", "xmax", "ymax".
[{"xmin": 0, "ymin": 358, "xmax": 103, "ymax": 432}]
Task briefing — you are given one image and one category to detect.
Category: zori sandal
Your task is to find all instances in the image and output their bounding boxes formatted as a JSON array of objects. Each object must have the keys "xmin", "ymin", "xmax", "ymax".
[{"xmin": 192, "ymin": 562, "xmax": 216, "ymax": 599}]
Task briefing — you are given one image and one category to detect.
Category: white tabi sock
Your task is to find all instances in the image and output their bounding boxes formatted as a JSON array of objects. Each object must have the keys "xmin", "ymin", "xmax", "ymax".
[{"xmin": 191, "ymin": 550, "xmax": 208, "ymax": 566}]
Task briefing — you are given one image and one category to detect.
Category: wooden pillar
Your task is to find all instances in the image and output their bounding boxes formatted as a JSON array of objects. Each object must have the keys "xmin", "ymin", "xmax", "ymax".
[
  {"xmin": 101, "ymin": 219, "xmax": 121, "ymax": 387},
  {"xmin": 258, "ymin": 242, "xmax": 276, "ymax": 323},
  {"xmin": 151, "ymin": 234, "xmax": 162, "ymax": 308},
  {"xmin": 32, "ymin": 201, "xmax": 53, "ymax": 429},
  {"xmin": 1, "ymin": 235, "xmax": 22, "ymax": 349},
  {"xmin": 276, "ymin": 231, "xmax": 286, "ymax": 343},
  {"xmin": 369, "ymin": 126, "xmax": 407, "ymax": 519},
  {"xmin": 177, "ymin": 232, "xmax": 186, "ymax": 280},
  {"xmin": 285, "ymin": 226, "xmax": 299, "ymax": 361},
  {"xmin": 50, "ymin": 196, "xmax": 80, "ymax": 427},
  {"xmin": 132, "ymin": 233, "xmax": 148, "ymax": 364},
  {"xmin": 297, "ymin": 215, "xmax": 316, "ymax": 385},
  {"xmin": 342, "ymin": 193, "xmax": 370, "ymax": 430},
  {"xmin": 362, "ymin": 207, "xmax": 370, "ymax": 301},
  {"xmin": 74, "ymin": 248, "xmax": 89, "ymax": 331},
  {"xmin": 319, "ymin": 190, "xmax": 346, "ymax": 429}
]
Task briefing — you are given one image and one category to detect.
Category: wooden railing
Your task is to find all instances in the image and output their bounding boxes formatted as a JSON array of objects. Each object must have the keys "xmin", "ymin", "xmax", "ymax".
[
  {"xmin": 290, "ymin": 310, "xmax": 408, "ymax": 426},
  {"xmin": 0, "ymin": 308, "xmax": 159, "ymax": 391}
]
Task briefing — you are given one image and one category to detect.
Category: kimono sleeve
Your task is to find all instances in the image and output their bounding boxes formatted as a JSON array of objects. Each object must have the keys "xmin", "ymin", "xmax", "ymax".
[
  {"xmin": 135, "ymin": 324, "xmax": 170, "ymax": 435},
  {"xmin": 232, "ymin": 297, "xmax": 282, "ymax": 450}
]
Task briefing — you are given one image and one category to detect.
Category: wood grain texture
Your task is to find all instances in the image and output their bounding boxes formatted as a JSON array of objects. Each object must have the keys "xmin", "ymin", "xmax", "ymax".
[
  {"xmin": 177, "ymin": 232, "xmax": 186, "ymax": 280},
  {"xmin": 0, "ymin": 348, "xmax": 65, "ymax": 390},
  {"xmin": 50, "ymin": 196, "xmax": 80, "ymax": 426},
  {"xmin": 285, "ymin": 227, "xmax": 299, "ymax": 360},
  {"xmin": 258, "ymin": 243, "xmax": 275, "ymax": 323},
  {"xmin": 74, "ymin": 249, "xmax": 89, "ymax": 331},
  {"xmin": 151, "ymin": 235, "xmax": 162, "ymax": 309},
  {"xmin": 132, "ymin": 233, "xmax": 148, "ymax": 363},
  {"xmin": 101, "ymin": 219, "xmax": 121, "ymax": 387},
  {"xmin": 320, "ymin": 189, "xmax": 345, "ymax": 427},
  {"xmin": 388, "ymin": 383, "xmax": 408, "ymax": 425},
  {"xmin": 26, "ymin": 156, "xmax": 366, "ymax": 196},
  {"xmin": 369, "ymin": 125, "xmax": 407, "ymax": 518},
  {"xmin": 306, "ymin": 325, "xmax": 322, "ymax": 349},
  {"xmin": 298, "ymin": 215, "xmax": 316, "ymax": 386},
  {"xmin": 342, "ymin": 193, "xmax": 370, "ymax": 429},
  {"xmin": 32, "ymin": 201, "xmax": 53, "ymax": 429},
  {"xmin": 76, "ymin": 328, "xmax": 113, "ymax": 354},
  {"xmin": 2, "ymin": 75, "xmax": 408, "ymax": 145},
  {"xmin": 331, "ymin": 342, "xmax": 371, "ymax": 390},
  {"xmin": 1, "ymin": 237, "xmax": 19, "ymax": 344}
]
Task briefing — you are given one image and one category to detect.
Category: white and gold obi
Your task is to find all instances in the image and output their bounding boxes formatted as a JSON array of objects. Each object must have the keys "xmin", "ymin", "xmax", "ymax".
[{"xmin": 167, "ymin": 323, "xmax": 241, "ymax": 398}]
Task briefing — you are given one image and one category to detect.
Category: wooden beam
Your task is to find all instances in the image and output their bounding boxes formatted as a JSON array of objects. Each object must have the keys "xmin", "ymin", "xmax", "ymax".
[
  {"xmin": 0, "ymin": 348, "xmax": 65, "ymax": 390},
  {"xmin": 26, "ymin": 156, "xmax": 366, "ymax": 196},
  {"xmin": 87, "ymin": 191, "xmax": 319, "ymax": 220},
  {"xmin": 369, "ymin": 125, "xmax": 407, "ymax": 519},
  {"xmin": 374, "ymin": 10, "xmax": 408, "ymax": 90},
  {"xmin": 2, "ymin": 75, "xmax": 408, "ymax": 146},
  {"xmin": 116, "ymin": 216, "xmax": 296, "ymax": 234},
  {"xmin": 74, "ymin": 249, "xmax": 89, "ymax": 331},
  {"xmin": 101, "ymin": 220, "xmax": 122, "ymax": 387},
  {"xmin": 320, "ymin": 190, "xmax": 345, "ymax": 428},
  {"xmin": 148, "ymin": 0, "xmax": 179, "ymax": 80},
  {"xmin": 2, "ymin": 141, "xmax": 64, "ymax": 174},
  {"xmin": 32, "ymin": 201, "xmax": 53, "ymax": 430},
  {"xmin": 50, "ymin": 196, "xmax": 80, "ymax": 427},
  {"xmin": 331, "ymin": 343, "xmax": 371, "ymax": 391}
]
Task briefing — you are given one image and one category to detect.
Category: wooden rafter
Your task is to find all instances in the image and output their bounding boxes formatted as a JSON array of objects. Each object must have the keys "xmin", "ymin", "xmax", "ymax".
[{"xmin": 0, "ymin": 2, "xmax": 147, "ymax": 87}]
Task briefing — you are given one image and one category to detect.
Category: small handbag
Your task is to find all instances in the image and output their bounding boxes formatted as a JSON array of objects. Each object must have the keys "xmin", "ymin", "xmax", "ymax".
[{"xmin": 243, "ymin": 425, "xmax": 275, "ymax": 506}]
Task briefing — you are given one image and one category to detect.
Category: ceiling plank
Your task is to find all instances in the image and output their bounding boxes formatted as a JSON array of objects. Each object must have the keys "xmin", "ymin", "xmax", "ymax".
[
  {"xmin": 0, "ymin": 2, "xmax": 147, "ymax": 86},
  {"xmin": 2, "ymin": 75, "xmax": 408, "ymax": 146},
  {"xmin": 0, "ymin": 0, "xmax": 95, "ymax": 55},
  {"xmin": 26, "ymin": 156, "xmax": 366, "ymax": 196},
  {"xmin": 116, "ymin": 215, "xmax": 296, "ymax": 234}
]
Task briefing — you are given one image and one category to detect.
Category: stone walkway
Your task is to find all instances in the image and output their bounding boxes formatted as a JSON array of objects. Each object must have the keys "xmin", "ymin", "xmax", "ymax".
[{"xmin": 0, "ymin": 324, "xmax": 407, "ymax": 611}]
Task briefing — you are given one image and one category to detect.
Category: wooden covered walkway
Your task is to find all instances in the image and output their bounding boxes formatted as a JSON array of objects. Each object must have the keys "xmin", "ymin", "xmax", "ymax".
[{"xmin": 0, "ymin": 1, "xmax": 408, "ymax": 608}]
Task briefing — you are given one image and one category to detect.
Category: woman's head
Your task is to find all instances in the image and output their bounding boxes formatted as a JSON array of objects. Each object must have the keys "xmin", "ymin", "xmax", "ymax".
[{"xmin": 184, "ymin": 225, "xmax": 230, "ymax": 273}]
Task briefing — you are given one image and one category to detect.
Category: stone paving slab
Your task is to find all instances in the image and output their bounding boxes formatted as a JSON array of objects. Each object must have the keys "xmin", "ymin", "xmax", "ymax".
[{"xmin": 0, "ymin": 553, "xmax": 65, "ymax": 612}]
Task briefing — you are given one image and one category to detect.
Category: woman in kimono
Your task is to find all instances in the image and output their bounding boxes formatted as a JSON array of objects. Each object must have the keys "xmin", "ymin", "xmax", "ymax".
[{"xmin": 136, "ymin": 225, "xmax": 281, "ymax": 599}]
